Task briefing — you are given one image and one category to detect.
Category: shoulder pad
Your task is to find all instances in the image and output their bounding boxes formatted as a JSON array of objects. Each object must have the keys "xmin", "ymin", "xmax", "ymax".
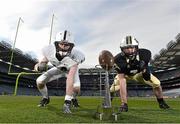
[{"xmin": 138, "ymin": 48, "xmax": 151, "ymax": 62}]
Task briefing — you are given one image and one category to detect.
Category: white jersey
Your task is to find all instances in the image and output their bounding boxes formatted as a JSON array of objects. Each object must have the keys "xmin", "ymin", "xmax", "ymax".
[{"xmin": 41, "ymin": 44, "xmax": 85, "ymax": 68}]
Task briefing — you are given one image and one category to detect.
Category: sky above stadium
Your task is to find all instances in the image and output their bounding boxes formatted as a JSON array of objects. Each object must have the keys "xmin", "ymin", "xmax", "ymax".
[{"xmin": 0, "ymin": 0, "xmax": 179, "ymax": 68}]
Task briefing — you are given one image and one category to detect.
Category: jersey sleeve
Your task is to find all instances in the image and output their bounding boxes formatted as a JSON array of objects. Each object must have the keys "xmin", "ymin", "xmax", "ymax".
[
  {"xmin": 114, "ymin": 54, "xmax": 127, "ymax": 74},
  {"xmin": 139, "ymin": 49, "xmax": 151, "ymax": 64},
  {"xmin": 71, "ymin": 49, "xmax": 85, "ymax": 64}
]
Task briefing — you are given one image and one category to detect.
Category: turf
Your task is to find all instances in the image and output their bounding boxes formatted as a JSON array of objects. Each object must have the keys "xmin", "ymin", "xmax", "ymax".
[{"xmin": 0, "ymin": 95, "xmax": 179, "ymax": 123}]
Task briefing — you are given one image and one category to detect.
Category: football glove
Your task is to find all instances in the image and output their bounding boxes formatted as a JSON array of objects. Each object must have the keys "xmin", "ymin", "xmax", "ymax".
[
  {"xmin": 57, "ymin": 64, "xmax": 68, "ymax": 72},
  {"xmin": 142, "ymin": 71, "xmax": 151, "ymax": 81},
  {"xmin": 34, "ymin": 62, "xmax": 48, "ymax": 72}
]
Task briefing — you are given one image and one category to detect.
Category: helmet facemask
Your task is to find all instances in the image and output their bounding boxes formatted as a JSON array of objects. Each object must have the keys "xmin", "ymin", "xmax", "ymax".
[
  {"xmin": 121, "ymin": 45, "xmax": 138, "ymax": 60},
  {"xmin": 58, "ymin": 41, "xmax": 74, "ymax": 57},
  {"xmin": 55, "ymin": 30, "xmax": 75, "ymax": 57}
]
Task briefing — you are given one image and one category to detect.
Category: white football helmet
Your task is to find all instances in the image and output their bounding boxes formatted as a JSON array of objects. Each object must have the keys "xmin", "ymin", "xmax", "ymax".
[
  {"xmin": 55, "ymin": 30, "xmax": 75, "ymax": 58},
  {"xmin": 55, "ymin": 30, "xmax": 75, "ymax": 45},
  {"xmin": 120, "ymin": 35, "xmax": 139, "ymax": 59}
]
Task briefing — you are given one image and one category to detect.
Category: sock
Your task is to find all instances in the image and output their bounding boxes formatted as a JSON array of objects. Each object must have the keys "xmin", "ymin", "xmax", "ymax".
[
  {"xmin": 39, "ymin": 85, "xmax": 48, "ymax": 98},
  {"xmin": 64, "ymin": 95, "xmax": 72, "ymax": 105},
  {"xmin": 72, "ymin": 92, "xmax": 78, "ymax": 100},
  {"xmin": 110, "ymin": 92, "xmax": 114, "ymax": 101},
  {"xmin": 65, "ymin": 95, "xmax": 72, "ymax": 101},
  {"xmin": 157, "ymin": 98, "xmax": 164, "ymax": 104},
  {"xmin": 110, "ymin": 92, "xmax": 114, "ymax": 96}
]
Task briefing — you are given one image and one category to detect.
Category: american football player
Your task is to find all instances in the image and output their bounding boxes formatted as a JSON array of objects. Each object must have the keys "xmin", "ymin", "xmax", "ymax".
[
  {"xmin": 110, "ymin": 35, "xmax": 170, "ymax": 112},
  {"xmin": 34, "ymin": 30, "xmax": 85, "ymax": 113}
]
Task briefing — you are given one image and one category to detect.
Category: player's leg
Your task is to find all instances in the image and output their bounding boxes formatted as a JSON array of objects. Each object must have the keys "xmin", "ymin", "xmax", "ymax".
[
  {"xmin": 109, "ymin": 75, "xmax": 130, "ymax": 112},
  {"xmin": 36, "ymin": 75, "xmax": 50, "ymax": 107},
  {"xmin": 110, "ymin": 75, "xmax": 120, "ymax": 101},
  {"xmin": 72, "ymin": 86, "xmax": 80, "ymax": 107},
  {"xmin": 36, "ymin": 67, "xmax": 61, "ymax": 107},
  {"xmin": 150, "ymin": 75, "xmax": 170, "ymax": 109},
  {"xmin": 72, "ymin": 68, "xmax": 81, "ymax": 108},
  {"xmin": 63, "ymin": 65, "xmax": 78, "ymax": 113},
  {"xmin": 135, "ymin": 73, "xmax": 170, "ymax": 109}
]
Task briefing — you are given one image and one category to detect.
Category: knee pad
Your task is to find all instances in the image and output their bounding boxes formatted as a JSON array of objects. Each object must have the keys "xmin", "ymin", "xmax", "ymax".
[
  {"xmin": 37, "ymin": 83, "xmax": 45, "ymax": 89},
  {"xmin": 36, "ymin": 74, "xmax": 50, "ymax": 89}
]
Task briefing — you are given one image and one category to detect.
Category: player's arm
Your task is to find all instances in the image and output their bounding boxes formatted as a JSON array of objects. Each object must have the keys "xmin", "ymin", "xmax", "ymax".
[
  {"xmin": 141, "ymin": 62, "xmax": 151, "ymax": 81},
  {"xmin": 138, "ymin": 58, "xmax": 151, "ymax": 81},
  {"xmin": 139, "ymin": 49, "xmax": 152, "ymax": 81},
  {"xmin": 57, "ymin": 50, "xmax": 85, "ymax": 71},
  {"xmin": 117, "ymin": 73, "xmax": 127, "ymax": 104},
  {"xmin": 66, "ymin": 64, "xmax": 78, "ymax": 95},
  {"xmin": 117, "ymin": 73, "xmax": 126, "ymax": 88}
]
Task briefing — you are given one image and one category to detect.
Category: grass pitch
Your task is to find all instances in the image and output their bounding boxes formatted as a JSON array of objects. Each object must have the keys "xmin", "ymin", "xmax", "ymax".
[{"xmin": 0, "ymin": 95, "xmax": 179, "ymax": 123}]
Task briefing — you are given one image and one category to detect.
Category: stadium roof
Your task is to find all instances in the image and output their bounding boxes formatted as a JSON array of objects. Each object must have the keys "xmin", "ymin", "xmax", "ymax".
[
  {"xmin": 0, "ymin": 40, "xmax": 38, "ymax": 70},
  {"xmin": 151, "ymin": 33, "xmax": 180, "ymax": 72}
]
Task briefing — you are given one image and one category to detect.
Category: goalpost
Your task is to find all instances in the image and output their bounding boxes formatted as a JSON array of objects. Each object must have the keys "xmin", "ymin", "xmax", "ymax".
[{"xmin": 8, "ymin": 14, "xmax": 55, "ymax": 96}]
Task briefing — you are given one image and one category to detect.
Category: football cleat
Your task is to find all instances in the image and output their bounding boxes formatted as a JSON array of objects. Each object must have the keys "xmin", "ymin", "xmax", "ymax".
[
  {"xmin": 63, "ymin": 103, "xmax": 72, "ymax": 113},
  {"xmin": 159, "ymin": 102, "xmax": 170, "ymax": 109},
  {"xmin": 38, "ymin": 97, "xmax": 50, "ymax": 107},
  {"xmin": 72, "ymin": 99, "xmax": 80, "ymax": 108},
  {"xmin": 119, "ymin": 103, "xmax": 128, "ymax": 112}
]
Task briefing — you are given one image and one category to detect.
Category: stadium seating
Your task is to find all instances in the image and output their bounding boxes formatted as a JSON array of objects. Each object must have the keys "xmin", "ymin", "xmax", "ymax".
[{"xmin": 0, "ymin": 34, "xmax": 180, "ymax": 97}]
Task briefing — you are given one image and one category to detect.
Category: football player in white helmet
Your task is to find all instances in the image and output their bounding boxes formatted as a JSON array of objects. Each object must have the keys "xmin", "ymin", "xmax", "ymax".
[
  {"xmin": 34, "ymin": 30, "xmax": 85, "ymax": 113},
  {"xmin": 110, "ymin": 35, "xmax": 170, "ymax": 112}
]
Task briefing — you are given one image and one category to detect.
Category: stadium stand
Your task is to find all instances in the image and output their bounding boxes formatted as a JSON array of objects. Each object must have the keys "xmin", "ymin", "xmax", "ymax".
[
  {"xmin": 0, "ymin": 33, "xmax": 180, "ymax": 97},
  {"xmin": 151, "ymin": 33, "xmax": 180, "ymax": 71},
  {"xmin": 0, "ymin": 40, "xmax": 37, "ymax": 70}
]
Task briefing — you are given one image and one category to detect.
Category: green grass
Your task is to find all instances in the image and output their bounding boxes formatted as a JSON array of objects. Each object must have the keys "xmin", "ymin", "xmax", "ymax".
[{"xmin": 0, "ymin": 95, "xmax": 179, "ymax": 123}]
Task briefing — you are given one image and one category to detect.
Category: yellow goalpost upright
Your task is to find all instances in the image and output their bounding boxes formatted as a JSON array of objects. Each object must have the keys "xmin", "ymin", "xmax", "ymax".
[{"xmin": 7, "ymin": 14, "xmax": 55, "ymax": 96}]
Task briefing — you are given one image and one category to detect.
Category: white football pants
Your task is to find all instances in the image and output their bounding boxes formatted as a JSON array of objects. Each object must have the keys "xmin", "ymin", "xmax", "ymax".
[{"xmin": 36, "ymin": 66, "xmax": 80, "ymax": 87}]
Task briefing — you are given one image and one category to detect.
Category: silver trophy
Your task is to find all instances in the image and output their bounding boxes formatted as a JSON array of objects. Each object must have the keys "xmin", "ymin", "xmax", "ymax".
[{"xmin": 95, "ymin": 50, "xmax": 119, "ymax": 121}]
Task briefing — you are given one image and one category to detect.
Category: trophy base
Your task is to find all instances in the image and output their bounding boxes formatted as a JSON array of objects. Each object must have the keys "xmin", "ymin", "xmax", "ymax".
[{"xmin": 95, "ymin": 105, "xmax": 120, "ymax": 121}]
